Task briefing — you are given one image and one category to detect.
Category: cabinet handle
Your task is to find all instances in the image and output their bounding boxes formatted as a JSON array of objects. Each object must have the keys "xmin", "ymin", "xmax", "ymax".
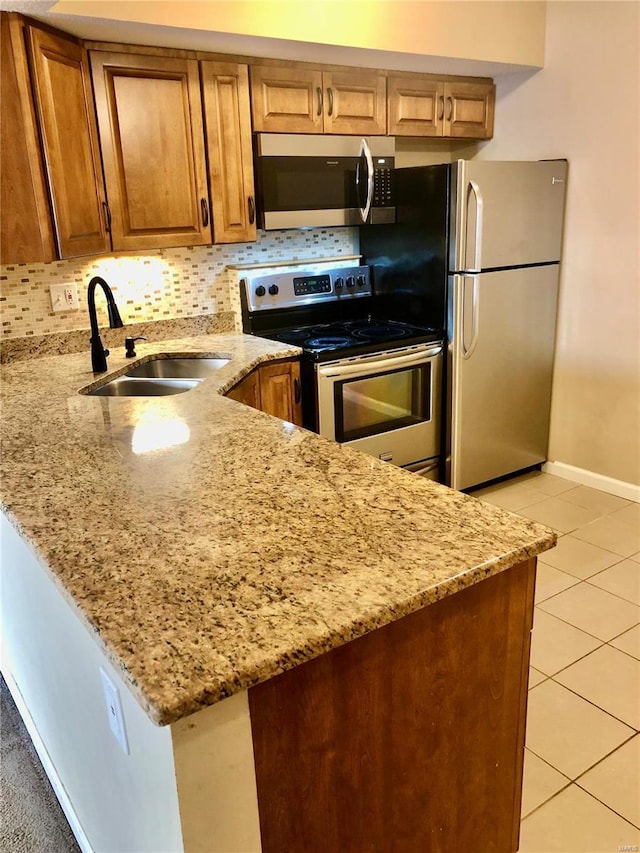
[
  {"xmin": 447, "ymin": 96, "xmax": 453, "ymax": 121},
  {"xmin": 294, "ymin": 377, "xmax": 301, "ymax": 404},
  {"xmin": 316, "ymin": 86, "xmax": 323, "ymax": 116},
  {"xmin": 248, "ymin": 195, "xmax": 255, "ymax": 225},
  {"xmin": 438, "ymin": 95, "xmax": 445, "ymax": 121},
  {"xmin": 201, "ymin": 198, "xmax": 209, "ymax": 228},
  {"xmin": 327, "ymin": 87, "xmax": 334, "ymax": 117},
  {"xmin": 102, "ymin": 201, "xmax": 112, "ymax": 233}
]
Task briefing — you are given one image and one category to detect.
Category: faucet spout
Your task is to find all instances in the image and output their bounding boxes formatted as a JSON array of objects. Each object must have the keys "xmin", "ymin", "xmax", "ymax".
[{"xmin": 87, "ymin": 276, "xmax": 124, "ymax": 373}]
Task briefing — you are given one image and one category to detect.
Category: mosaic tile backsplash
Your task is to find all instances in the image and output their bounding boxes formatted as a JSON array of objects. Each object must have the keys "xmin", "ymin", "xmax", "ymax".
[{"xmin": 0, "ymin": 228, "xmax": 359, "ymax": 339}]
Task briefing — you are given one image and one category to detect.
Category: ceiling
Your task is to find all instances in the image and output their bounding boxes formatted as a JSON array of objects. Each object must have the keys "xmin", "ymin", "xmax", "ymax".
[{"xmin": 0, "ymin": 0, "xmax": 540, "ymax": 77}]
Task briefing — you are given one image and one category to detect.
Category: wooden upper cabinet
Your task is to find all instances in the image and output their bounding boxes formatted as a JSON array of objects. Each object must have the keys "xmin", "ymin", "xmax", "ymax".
[
  {"xmin": 201, "ymin": 61, "xmax": 256, "ymax": 244},
  {"xmin": 250, "ymin": 65, "xmax": 386, "ymax": 135},
  {"xmin": 0, "ymin": 14, "xmax": 56, "ymax": 265},
  {"xmin": 323, "ymin": 70, "xmax": 386, "ymax": 135},
  {"xmin": 90, "ymin": 51, "xmax": 211, "ymax": 251},
  {"xmin": 442, "ymin": 81, "xmax": 495, "ymax": 139},
  {"xmin": 388, "ymin": 75, "xmax": 495, "ymax": 139},
  {"xmin": 27, "ymin": 25, "xmax": 110, "ymax": 259},
  {"xmin": 250, "ymin": 65, "xmax": 323, "ymax": 134},
  {"xmin": 387, "ymin": 76, "xmax": 442, "ymax": 137}
]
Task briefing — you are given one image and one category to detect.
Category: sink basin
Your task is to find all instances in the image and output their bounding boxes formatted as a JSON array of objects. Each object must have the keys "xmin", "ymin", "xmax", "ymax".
[
  {"xmin": 125, "ymin": 356, "xmax": 231, "ymax": 379},
  {"xmin": 87, "ymin": 377, "xmax": 201, "ymax": 397},
  {"xmin": 85, "ymin": 355, "xmax": 232, "ymax": 396}
]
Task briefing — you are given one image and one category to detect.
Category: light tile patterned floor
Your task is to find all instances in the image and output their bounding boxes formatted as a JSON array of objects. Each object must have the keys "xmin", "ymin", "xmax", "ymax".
[{"xmin": 473, "ymin": 471, "xmax": 640, "ymax": 852}]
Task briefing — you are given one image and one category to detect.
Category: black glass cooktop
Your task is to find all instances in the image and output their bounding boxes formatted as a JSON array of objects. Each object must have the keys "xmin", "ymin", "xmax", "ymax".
[{"xmin": 268, "ymin": 317, "xmax": 443, "ymax": 360}]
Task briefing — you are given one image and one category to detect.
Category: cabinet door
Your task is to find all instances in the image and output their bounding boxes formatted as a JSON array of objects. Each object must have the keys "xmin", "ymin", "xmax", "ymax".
[
  {"xmin": 0, "ymin": 15, "xmax": 56, "ymax": 264},
  {"xmin": 201, "ymin": 61, "xmax": 256, "ymax": 244},
  {"xmin": 27, "ymin": 25, "xmax": 110, "ymax": 258},
  {"xmin": 250, "ymin": 65, "xmax": 323, "ymax": 133},
  {"xmin": 442, "ymin": 81, "xmax": 495, "ymax": 139},
  {"xmin": 259, "ymin": 360, "xmax": 303, "ymax": 426},
  {"xmin": 226, "ymin": 370, "xmax": 261, "ymax": 411},
  {"xmin": 90, "ymin": 51, "xmax": 211, "ymax": 251},
  {"xmin": 387, "ymin": 76, "xmax": 443, "ymax": 137},
  {"xmin": 323, "ymin": 70, "xmax": 387, "ymax": 135}
]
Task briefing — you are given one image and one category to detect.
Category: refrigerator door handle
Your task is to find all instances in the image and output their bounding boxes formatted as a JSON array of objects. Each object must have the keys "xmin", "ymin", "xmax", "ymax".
[
  {"xmin": 467, "ymin": 179, "xmax": 484, "ymax": 272},
  {"xmin": 462, "ymin": 275, "xmax": 480, "ymax": 360}
]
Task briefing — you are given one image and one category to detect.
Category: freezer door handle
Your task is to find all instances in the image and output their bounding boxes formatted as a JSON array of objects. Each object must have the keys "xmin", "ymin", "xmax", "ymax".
[
  {"xmin": 462, "ymin": 275, "xmax": 480, "ymax": 360},
  {"xmin": 466, "ymin": 179, "xmax": 484, "ymax": 272}
]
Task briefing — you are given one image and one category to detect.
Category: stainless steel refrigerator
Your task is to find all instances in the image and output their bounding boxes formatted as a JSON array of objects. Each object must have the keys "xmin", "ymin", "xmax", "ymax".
[{"xmin": 360, "ymin": 159, "xmax": 568, "ymax": 491}]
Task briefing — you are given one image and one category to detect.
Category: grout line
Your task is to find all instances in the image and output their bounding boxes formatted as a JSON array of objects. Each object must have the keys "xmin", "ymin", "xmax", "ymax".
[
  {"xmin": 531, "ymin": 640, "xmax": 606, "ymax": 681},
  {"xmin": 546, "ymin": 674, "xmax": 640, "ymax": 733},
  {"xmin": 584, "ymin": 576, "xmax": 640, "ymax": 608}
]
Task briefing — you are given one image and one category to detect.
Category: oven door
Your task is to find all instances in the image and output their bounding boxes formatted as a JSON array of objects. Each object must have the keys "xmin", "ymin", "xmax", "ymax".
[{"xmin": 316, "ymin": 344, "xmax": 443, "ymax": 468}]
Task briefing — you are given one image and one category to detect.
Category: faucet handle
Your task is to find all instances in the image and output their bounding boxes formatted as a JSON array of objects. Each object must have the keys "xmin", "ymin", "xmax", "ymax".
[{"xmin": 125, "ymin": 336, "xmax": 147, "ymax": 358}]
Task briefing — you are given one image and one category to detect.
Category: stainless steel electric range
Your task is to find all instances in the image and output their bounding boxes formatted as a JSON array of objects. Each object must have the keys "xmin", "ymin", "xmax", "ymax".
[{"xmin": 240, "ymin": 264, "xmax": 444, "ymax": 479}]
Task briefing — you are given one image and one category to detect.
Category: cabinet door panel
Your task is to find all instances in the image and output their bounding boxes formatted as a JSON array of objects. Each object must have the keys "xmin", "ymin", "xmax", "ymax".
[
  {"xmin": 250, "ymin": 65, "xmax": 322, "ymax": 133},
  {"xmin": 259, "ymin": 360, "xmax": 303, "ymax": 426},
  {"xmin": 201, "ymin": 61, "xmax": 256, "ymax": 244},
  {"xmin": 443, "ymin": 81, "xmax": 495, "ymax": 139},
  {"xmin": 0, "ymin": 15, "xmax": 56, "ymax": 264},
  {"xmin": 324, "ymin": 71, "xmax": 386, "ymax": 135},
  {"xmin": 28, "ymin": 26, "xmax": 110, "ymax": 258},
  {"xmin": 227, "ymin": 371, "xmax": 261, "ymax": 411},
  {"xmin": 387, "ymin": 76, "xmax": 443, "ymax": 137},
  {"xmin": 91, "ymin": 52, "xmax": 211, "ymax": 251}
]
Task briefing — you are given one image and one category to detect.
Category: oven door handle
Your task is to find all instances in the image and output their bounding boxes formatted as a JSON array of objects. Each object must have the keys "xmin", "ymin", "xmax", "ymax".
[{"xmin": 318, "ymin": 345, "xmax": 442, "ymax": 379}]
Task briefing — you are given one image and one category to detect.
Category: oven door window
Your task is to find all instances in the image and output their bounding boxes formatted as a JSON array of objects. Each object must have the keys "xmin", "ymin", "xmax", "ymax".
[
  {"xmin": 334, "ymin": 363, "xmax": 431, "ymax": 442},
  {"xmin": 260, "ymin": 157, "xmax": 359, "ymax": 211}
]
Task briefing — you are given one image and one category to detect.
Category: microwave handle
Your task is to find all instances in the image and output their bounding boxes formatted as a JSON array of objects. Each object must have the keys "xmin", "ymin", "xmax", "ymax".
[{"xmin": 356, "ymin": 138, "xmax": 374, "ymax": 223}]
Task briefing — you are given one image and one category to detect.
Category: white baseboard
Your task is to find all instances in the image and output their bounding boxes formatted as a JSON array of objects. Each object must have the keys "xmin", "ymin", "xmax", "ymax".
[
  {"xmin": 542, "ymin": 461, "xmax": 640, "ymax": 503},
  {"xmin": 1, "ymin": 668, "xmax": 95, "ymax": 853}
]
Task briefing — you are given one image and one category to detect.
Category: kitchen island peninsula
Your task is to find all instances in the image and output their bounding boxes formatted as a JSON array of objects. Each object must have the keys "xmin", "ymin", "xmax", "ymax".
[{"xmin": 1, "ymin": 332, "xmax": 555, "ymax": 853}]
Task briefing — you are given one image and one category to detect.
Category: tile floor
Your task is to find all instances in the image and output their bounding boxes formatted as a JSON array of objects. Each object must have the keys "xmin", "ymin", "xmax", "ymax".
[{"xmin": 473, "ymin": 471, "xmax": 640, "ymax": 853}]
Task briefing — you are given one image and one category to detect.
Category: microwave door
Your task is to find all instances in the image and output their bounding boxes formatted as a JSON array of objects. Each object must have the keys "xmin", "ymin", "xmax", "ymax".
[{"xmin": 356, "ymin": 138, "xmax": 374, "ymax": 223}]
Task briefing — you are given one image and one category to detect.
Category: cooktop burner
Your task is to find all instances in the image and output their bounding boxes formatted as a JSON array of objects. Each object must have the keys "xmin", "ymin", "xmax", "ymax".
[{"xmin": 270, "ymin": 316, "xmax": 441, "ymax": 358}]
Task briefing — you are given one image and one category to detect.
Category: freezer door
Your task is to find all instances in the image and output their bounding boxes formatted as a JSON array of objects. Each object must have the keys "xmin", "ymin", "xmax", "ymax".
[
  {"xmin": 447, "ymin": 266, "xmax": 559, "ymax": 491},
  {"xmin": 450, "ymin": 160, "xmax": 568, "ymax": 272}
]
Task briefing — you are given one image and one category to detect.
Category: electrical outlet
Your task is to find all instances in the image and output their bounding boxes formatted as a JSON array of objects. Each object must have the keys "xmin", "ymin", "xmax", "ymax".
[
  {"xmin": 50, "ymin": 284, "xmax": 79, "ymax": 312},
  {"xmin": 100, "ymin": 668, "xmax": 129, "ymax": 755}
]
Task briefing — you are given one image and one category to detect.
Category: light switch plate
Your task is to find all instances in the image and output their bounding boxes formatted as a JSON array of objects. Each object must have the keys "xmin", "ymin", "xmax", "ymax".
[{"xmin": 100, "ymin": 667, "xmax": 129, "ymax": 755}]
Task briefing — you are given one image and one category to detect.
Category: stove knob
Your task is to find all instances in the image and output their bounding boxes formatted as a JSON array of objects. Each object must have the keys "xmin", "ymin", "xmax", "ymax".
[
  {"xmin": 357, "ymin": 275, "xmax": 367, "ymax": 288},
  {"xmin": 255, "ymin": 285, "xmax": 266, "ymax": 297},
  {"xmin": 268, "ymin": 284, "xmax": 279, "ymax": 296},
  {"xmin": 346, "ymin": 276, "xmax": 355, "ymax": 289},
  {"xmin": 334, "ymin": 277, "xmax": 344, "ymax": 291}
]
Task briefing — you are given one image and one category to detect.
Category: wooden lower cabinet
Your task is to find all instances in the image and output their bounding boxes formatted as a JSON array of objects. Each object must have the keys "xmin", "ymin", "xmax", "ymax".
[
  {"xmin": 225, "ymin": 359, "xmax": 303, "ymax": 426},
  {"xmin": 249, "ymin": 558, "xmax": 536, "ymax": 853}
]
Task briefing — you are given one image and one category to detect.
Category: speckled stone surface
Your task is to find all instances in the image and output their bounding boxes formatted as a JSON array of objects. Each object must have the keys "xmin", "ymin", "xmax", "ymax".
[{"xmin": 0, "ymin": 333, "xmax": 556, "ymax": 726}]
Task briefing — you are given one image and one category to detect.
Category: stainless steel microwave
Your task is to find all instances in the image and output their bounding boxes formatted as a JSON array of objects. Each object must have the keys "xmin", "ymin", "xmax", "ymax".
[{"xmin": 253, "ymin": 133, "xmax": 396, "ymax": 230}]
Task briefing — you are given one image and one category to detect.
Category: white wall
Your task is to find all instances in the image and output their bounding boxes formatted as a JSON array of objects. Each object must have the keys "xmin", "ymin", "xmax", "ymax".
[{"xmin": 465, "ymin": 1, "xmax": 640, "ymax": 487}]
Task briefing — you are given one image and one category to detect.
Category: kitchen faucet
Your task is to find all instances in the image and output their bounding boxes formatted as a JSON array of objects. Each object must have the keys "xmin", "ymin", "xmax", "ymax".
[{"xmin": 87, "ymin": 276, "xmax": 124, "ymax": 372}]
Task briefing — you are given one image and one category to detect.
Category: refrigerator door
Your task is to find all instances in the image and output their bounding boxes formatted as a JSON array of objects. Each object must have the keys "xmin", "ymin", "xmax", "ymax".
[
  {"xmin": 447, "ymin": 265, "xmax": 559, "ymax": 491},
  {"xmin": 450, "ymin": 160, "xmax": 568, "ymax": 272}
]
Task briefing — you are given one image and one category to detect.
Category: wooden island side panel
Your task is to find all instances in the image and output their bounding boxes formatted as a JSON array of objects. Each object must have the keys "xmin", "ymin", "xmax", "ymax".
[{"xmin": 249, "ymin": 558, "xmax": 536, "ymax": 853}]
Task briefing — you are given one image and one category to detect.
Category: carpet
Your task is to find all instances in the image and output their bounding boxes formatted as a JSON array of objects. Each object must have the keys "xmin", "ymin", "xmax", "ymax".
[{"xmin": 1, "ymin": 675, "xmax": 81, "ymax": 852}]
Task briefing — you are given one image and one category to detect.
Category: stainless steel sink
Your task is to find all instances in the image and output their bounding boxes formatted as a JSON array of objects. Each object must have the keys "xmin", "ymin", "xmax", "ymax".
[
  {"xmin": 125, "ymin": 356, "xmax": 231, "ymax": 379},
  {"xmin": 87, "ymin": 377, "xmax": 201, "ymax": 397},
  {"xmin": 84, "ymin": 355, "xmax": 232, "ymax": 396}
]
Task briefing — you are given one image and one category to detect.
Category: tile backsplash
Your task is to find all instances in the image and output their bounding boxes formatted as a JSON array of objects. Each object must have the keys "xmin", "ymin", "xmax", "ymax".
[{"xmin": 0, "ymin": 228, "xmax": 359, "ymax": 339}]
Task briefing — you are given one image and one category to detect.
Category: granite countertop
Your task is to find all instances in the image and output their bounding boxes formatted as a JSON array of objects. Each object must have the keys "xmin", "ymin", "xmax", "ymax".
[{"xmin": 0, "ymin": 332, "xmax": 556, "ymax": 726}]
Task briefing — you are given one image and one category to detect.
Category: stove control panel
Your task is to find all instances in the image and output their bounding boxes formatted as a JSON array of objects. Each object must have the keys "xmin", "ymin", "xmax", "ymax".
[{"xmin": 243, "ymin": 265, "xmax": 371, "ymax": 312}]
